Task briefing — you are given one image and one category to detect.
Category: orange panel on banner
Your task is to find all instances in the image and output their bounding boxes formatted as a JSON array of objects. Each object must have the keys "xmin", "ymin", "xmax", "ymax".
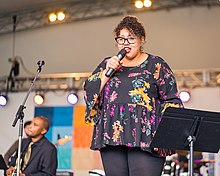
[
  {"xmin": 73, "ymin": 105, "xmax": 93, "ymax": 148},
  {"xmin": 73, "ymin": 105, "xmax": 86, "ymax": 127},
  {"xmin": 73, "ymin": 126, "xmax": 92, "ymax": 148}
]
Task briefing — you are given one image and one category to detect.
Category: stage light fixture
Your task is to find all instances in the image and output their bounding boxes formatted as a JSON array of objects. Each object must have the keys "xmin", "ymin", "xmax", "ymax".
[
  {"xmin": 48, "ymin": 12, "xmax": 57, "ymax": 22},
  {"xmin": 57, "ymin": 11, "xmax": 66, "ymax": 21},
  {"xmin": 179, "ymin": 90, "xmax": 191, "ymax": 103},
  {"xmin": 135, "ymin": 0, "xmax": 144, "ymax": 8},
  {"xmin": 144, "ymin": 0, "xmax": 152, "ymax": 7},
  {"xmin": 34, "ymin": 93, "xmax": 44, "ymax": 105},
  {"xmin": 0, "ymin": 95, "xmax": 8, "ymax": 106},
  {"xmin": 67, "ymin": 92, "xmax": 78, "ymax": 105}
]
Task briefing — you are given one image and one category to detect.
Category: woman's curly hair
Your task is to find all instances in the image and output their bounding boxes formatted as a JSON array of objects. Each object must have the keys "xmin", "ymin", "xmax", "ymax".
[{"xmin": 114, "ymin": 15, "xmax": 146, "ymax": 40}]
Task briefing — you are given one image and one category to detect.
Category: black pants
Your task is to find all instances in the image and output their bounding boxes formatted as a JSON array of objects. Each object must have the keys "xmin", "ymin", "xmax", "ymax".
[{"xmin": 100, "ymin": 145, "xmax": 165, "ymax": 176}]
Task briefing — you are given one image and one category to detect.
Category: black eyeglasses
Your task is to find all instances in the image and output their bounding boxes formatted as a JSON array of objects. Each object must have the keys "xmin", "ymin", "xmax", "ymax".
[{"xmin": 115, "ymin": 37, "xmax": 137, "ymax": 45}]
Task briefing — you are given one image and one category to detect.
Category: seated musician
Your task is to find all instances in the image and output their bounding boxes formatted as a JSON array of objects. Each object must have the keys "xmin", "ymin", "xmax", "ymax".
[{"xmin": 6, "ymin": 116, "xmax": 57, "ymax": 176}]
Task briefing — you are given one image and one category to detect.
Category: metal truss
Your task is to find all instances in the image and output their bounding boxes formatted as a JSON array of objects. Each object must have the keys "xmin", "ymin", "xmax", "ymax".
[
  {"xmin": 175, "ymin": 69, "xmax": 220, "ymax": 89},
  {"xmin": 0, "ymin": 72, "xmax": 90, "ymax": 93},
  {"xmin": 0, "ymin": 0, "xmax": 219, "ymax": 35},
  {"xmin": 0, "ymin": 69, "xmax": 220, "ymax": 94}
]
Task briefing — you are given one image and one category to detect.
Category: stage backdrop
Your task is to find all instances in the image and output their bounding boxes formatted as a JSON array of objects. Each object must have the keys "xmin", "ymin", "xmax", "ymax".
[{"xmin": 34, "ymin": 105, "xmax": 103, "ymax": 175}]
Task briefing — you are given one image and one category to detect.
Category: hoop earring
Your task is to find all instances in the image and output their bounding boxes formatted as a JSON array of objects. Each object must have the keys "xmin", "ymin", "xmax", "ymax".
[{"xmin": 140, "ymin": 45, "xmax": 144, "ymax": 53}]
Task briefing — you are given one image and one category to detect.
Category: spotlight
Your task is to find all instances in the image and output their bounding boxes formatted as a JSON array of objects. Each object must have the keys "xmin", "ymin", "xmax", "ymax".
[
  {"xmin": 135, "ymin": 0, "xmax": 144, "ymax": 8},
  {"xmin": 179, "ymin": 90, "xmax": 191, "ymax": 103},
  {"xmin": 0, "ymin": 95, "xmax": 8, "ymax": 106},
  {"xmin": 144, "ymin": 0, "xmax": 152, "ymax": 7},
  {"xmin": 34, "ymin": 94, "xmax": 44, "ymax": 105},
  {"xmin": 57, "ymin": 11, "xmax": 65, "ymax": 21},
  {"xmin": 48, "ymin": 12, "xmax": 57, "ymax": 22},
  {"xmin": 67, "ymin": 93, "xmax": 78, "ymax": 105}
]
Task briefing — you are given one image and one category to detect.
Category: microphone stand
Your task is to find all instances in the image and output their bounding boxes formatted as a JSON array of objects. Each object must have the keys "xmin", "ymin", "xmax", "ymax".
[{"xmin": 12, "ymin": 61, "xmax": 45, "ymax": 176}]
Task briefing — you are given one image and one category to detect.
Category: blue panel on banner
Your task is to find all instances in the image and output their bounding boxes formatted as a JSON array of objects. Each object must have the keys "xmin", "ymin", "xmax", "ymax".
[
  {"xmin": 45, "ymin": 127, "xmax": 53, "ymax": 141},
  {"xmin": 53, "ymin": 107, "xmax": 73, "ymax": 126},
  {"xmin": 57, "ymin": 148, "xmax": 72, "ymax": 170},
  {"xmin": 34, "ymin": 107, "xmax": 54, "ymax": 125},
  {"xmin": 52, "ymin": 126, "xmax": 72, "ymax": 147}
]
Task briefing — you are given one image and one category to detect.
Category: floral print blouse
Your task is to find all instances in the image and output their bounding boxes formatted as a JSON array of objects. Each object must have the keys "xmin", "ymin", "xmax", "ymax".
[{"xmin": 83, "ymin": 54, "xmax": 183, "ymax": 157}]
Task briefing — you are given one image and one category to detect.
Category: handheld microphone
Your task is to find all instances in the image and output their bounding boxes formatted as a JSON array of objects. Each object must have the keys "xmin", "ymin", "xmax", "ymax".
[{"xmin": 105, "ymin": 48, "xmax": 127, "ymax": 77}]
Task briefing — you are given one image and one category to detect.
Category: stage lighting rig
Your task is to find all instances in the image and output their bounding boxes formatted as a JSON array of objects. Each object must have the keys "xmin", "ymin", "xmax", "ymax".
[
  {"xmin": 48, "ymin": 11, "xmax": 66, "ymax": 22},
  {"xmin": 67, "ymin": 92, "xmax": 78, "ymax": 105},
  {"xmin": 48, "ymin": 12, "xmax": 57, "ymax": 22},
  {"xmin": 34, "ymin": 93, "xmax": 45, "ymax": 105},
  {"xmin": 135, "ymin": 0, "xmax": 152, "ymax": 9},
  {"xmin": 0, "ymin": 94, "xmax": 8, "ymax": 106},
  {"xmin": 179, "ymin": 89, "xmax": 191, "ymax": 103}
]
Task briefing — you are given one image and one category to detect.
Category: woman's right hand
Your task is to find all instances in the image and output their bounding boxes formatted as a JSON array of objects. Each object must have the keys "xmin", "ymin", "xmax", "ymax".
[
  {"xmin": 106, "ymin": 56, "xmax": 123, "ymax": 72},
  {"xmin": 100, "ymin": 56, "xmax": 123, "ymax": 92}
]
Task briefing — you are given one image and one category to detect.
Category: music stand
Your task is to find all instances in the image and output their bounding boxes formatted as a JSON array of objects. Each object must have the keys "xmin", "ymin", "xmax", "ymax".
[{"xmin": 150, "ymin": 107, "xmax": 220, "ymax": 176}]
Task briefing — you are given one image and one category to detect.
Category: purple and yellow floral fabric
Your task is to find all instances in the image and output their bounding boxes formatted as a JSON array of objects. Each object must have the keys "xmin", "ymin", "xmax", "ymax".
[{"xmin": 84, "ymin": 54, "xmax": 183, "ymax": 157}]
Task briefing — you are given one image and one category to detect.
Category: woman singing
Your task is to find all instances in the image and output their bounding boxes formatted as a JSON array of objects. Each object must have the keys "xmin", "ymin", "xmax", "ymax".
[{"xmin": 84, "ymin": 15, "xmax": 183, "ymax": 176}]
